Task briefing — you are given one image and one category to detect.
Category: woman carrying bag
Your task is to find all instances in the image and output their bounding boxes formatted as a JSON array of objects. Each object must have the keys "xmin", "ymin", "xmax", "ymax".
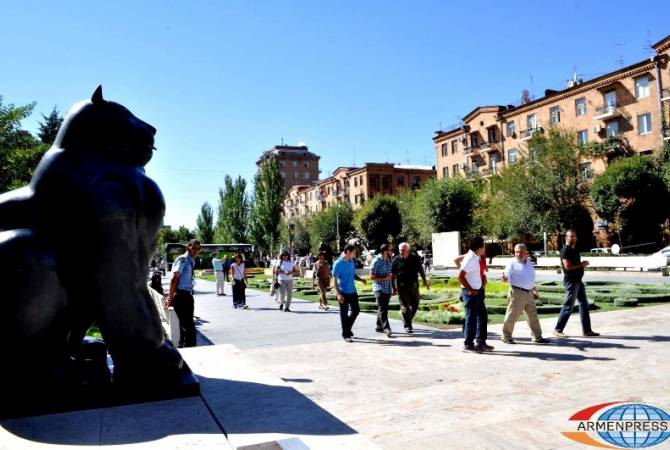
[
  {"xmin": 312, "ymin": 251, "xmax": 331, "ymax": 310},
  {"xmin": 230, "ymin": 253, "xmax": 248, "ymax": 309},
  {"xmin": 275, "ymin": 251, "xmax": 295, "ymax": 312}
]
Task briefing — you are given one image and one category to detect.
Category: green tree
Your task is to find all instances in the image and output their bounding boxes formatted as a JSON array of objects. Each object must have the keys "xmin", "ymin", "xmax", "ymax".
[
  {"xmin": 396, "ymin": 188, "xmax": 432, "ymax": 249},
  {"xmin": 195, "ymin": 201, "xmax": 215, "ymax": 243},
  {"xmin": 214, "ymin": 175, "xmax": 249, "ymax": 243},
  {"xmin": 417, "ymin": 177, "xmax": 479, "ymax": 235},
  {"xmin": 0, "ymin": 96, "xmax": 47, "ymax": 193},
  {"xmin": 280, "ymin": 217, "xmax": 311, "ymax": 255},
  {"xmin": 157, "ymin": 226, "xmax": 179, "ymax": 253},
  {"xmin": 354, "ymin": 195, "xmax": 402, "ymax": 249},
  {"xmin": 591, "ymin": 156, "xmax": 670, "ymax": 246},
  {"xmin": 37, "ymin": 106, "xmax": 63, "ymax": 145},
  {"xmin": 175, "ymin": 225, "xmax": 195, "ymax": 243},
  {"xmin": 249, "ymin": 158, "xmax": 285, "ymax": 255},
  {"xmin": 307, "ymin": 202, "xmax": 354, "ymax": 252}
]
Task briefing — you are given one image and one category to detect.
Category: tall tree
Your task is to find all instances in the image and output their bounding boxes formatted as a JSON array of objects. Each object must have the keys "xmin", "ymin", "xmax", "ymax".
[
  {"xmin": 195, "ymin": 201, "xmax": 215, "ymax": 244},
  {"xmin": 418, "ymin": 177, "xmax": 479, "ymax": 236},
  {"xmin": 249, "ymin": 157, "xmax": 285, "ymax": 255},
  {"xmin": 175, "ymin": 226, "xmax": 195, "ymax": 243},
  {"xmin": 354, "ymin": 195, "xmax": 402, "ymax": 250},
  {"xmin": 37, "ymin": 106, "xmax": 63, "ymax": 145},
  {"xmin": 591, "ymin": 156, "xmax": 670, "ymax": 246},
  {"xmin": 307, "ymin": 202, "xmax": 354, "ymax": 253},
  {"xmin": 279, "ymin": 217, "xmax": 311, "ymax": 255},
  {"xmin": 215, "ymin": 175, "xmax": 249, "ymax": 243},
  {"xmin": 0, "ymin": 96, "xmax": 46, "ymax": 193}
]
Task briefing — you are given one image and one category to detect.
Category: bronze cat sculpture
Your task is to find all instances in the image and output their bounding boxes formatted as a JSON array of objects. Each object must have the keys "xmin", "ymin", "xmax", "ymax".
[{"xmin": 0, "ymin": 87, "xmax": 193, "ymax": 413}]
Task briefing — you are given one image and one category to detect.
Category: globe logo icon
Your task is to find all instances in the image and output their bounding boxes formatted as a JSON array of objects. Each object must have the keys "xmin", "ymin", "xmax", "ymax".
[{"xmin": 597, "ymin": 404, "xmax": 670, "ymax": 448}]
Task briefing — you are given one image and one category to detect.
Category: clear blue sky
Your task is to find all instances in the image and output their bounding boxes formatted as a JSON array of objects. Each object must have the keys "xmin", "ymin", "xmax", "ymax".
[{"xmin": 2, "ymin": 0, "xmax": 667, "ymax": 228}]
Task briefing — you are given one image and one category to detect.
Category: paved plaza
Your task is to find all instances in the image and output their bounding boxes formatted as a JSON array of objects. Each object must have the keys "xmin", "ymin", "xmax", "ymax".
[{"xmin": 1, "ymin": 277, "xmax": 670, "ymax": 449}]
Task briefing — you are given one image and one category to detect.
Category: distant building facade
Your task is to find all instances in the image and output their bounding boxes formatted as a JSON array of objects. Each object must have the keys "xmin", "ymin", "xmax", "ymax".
[
  {"xmin": 434, "ymin": 33, "xmax": 670, "ymax": 181},
  {"xmin": 256, "ymin": 145, "xmax": 320, "ymax": 189},
  {"xmin": 284, "ymin": 163, "xmax": 435, "ymax": 219}
]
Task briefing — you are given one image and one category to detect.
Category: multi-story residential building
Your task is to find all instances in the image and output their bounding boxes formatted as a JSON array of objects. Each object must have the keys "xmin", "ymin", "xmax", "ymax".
[
  {"xmin": 283, "ymin": 163, "xmax": 435, "ymax": 219},
  {"xmin": 434, "ymin": 33, "xmax": 670, "ymax": 181},
  {"xmin": 256, "ymin": 145, "xmax": 320, "ymax": 189}
]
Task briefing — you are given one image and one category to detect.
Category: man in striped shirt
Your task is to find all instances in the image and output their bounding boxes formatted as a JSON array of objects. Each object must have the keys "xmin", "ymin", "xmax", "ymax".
[{"xmin": 370, "ymin": 243, "xmax": 394, "ymax": 337}]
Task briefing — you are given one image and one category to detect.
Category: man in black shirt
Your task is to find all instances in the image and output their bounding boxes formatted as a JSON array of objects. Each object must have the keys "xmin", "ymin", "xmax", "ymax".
[
  {"xmin": 392, "ymin": 242, "xmax": 430, "ymax": 333},
  {"xmin": 554, "ymin": 229, "xmax": 599, "ymax": 337}
]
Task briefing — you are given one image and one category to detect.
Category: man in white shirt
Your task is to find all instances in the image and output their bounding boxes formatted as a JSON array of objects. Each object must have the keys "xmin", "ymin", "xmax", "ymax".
[
  {"xmin": 501, "ymin": 244, "xmax": 550, "ymax": 345},
  {"xmin": 458, "ymin": 237, "xmax": 493, "ymax": 353}
]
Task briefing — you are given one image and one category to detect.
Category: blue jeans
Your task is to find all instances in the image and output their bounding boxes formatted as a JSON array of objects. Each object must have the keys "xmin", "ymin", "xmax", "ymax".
[
  {"xmin": 462, "ymin": 288, "xmax": 487, "ymax": 346},
  {"xmin": 555, "ymin": 280, "xmax": 592, "ymax": 333}
]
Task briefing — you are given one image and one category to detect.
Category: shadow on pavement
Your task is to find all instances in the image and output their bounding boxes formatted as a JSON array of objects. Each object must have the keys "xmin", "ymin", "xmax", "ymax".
[
  {"xmin": 1, "ymin": 375, "xmax": 357, "ymax": 445},
  {"xmin": 479, "ymin": 351, "xmax": 616, "ymax": 361},
  {"xmin": 353, "ymin": 337, "xmax": 451, "ymax": 348}
]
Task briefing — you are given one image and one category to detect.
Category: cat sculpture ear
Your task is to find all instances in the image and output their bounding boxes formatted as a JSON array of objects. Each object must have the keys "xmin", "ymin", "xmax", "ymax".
[{"xmin": 91, "ymin": 85, "xmax": 104, "ymax": 103}]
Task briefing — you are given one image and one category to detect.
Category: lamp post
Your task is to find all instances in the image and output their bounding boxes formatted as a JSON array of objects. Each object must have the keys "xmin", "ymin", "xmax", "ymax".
[{"xmin": 336, "ymin": 205, "xmax": 341, "ymax": 252}]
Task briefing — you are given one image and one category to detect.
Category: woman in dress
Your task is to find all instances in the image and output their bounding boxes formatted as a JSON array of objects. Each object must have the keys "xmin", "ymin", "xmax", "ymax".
[
  {"xmin": 230, "ymin": 253, "xmax": 248, "ymax": 309},
  {"xmin": 312, "ymin": 251, "xmax": 331, "ymax": 310}
]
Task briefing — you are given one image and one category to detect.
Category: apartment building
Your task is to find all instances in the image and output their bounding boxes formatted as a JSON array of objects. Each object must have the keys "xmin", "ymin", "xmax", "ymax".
[
  {"xmin": 284, "ymin": 163, "xmax": 435, "ymax": 219},
  {"xmin": 256, "ymin": 145, "xmax": 320, "ymax": 189},
  {"xmin": 434, "ymin": 33, "xmax": 670, "ymax": 181}
]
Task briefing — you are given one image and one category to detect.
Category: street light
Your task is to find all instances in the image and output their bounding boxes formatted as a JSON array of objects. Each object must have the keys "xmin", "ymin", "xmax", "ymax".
[{"xmin": 336, "ymin": 205, "xmax": 341, "ymax": 252}]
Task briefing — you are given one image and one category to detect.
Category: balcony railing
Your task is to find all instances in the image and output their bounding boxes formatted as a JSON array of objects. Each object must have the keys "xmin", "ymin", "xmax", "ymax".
[
  {"xmin": 519, "ymin": 127, "xmax": 538, "ymax": 140},
  {"xmin": 479, "ymin": 141, "xmax": 499, "ymax": 152},
  {"xmin": 594, "ymin": 103, "xmax": 621, "ymax": 120}
]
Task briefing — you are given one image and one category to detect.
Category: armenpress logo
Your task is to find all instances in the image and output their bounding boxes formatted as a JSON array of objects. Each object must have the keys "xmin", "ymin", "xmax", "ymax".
[{"xmin": 562, "ymin": 402, "xmax": 670, "ymax": 448}]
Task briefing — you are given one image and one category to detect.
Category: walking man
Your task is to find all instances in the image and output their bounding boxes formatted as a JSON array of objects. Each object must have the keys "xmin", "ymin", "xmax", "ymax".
[
  {"xmin": 391, "ymin": 242, "xmax": 429, "ymax": 334},
  {"xmin": 554, "ymin": 230, "xmax": 600, "ymax": 337},
  {"xmin": 212, "ymin": 253, "xmax": 226, "ymax": 296},
  {"xmin": 370, "ymin": 243, "xmax": 394, "ymax": 337},
  {"xmin": 458, "ymin": 237, "xmax": 493, "ymax": 352},
  {"xmin": 166, "ymin": 239, "xmax": 201, "ymax": 348},
  {"xmin": 332, "ymin": 244, "xmax": 367, "ymax": 342},
  {"xmin": 501, "ymin": 244, "xmax": 550, "ymax": 344}
]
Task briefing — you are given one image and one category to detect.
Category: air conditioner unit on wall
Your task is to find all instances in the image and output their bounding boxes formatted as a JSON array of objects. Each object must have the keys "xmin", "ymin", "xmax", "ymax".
[{"xmin": 593, "ymin": 125, "xmax": 602, "ymax": 133}]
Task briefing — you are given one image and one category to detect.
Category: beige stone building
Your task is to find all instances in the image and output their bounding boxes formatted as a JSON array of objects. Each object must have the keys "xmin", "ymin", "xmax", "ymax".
[
  {"xmin": 256, "ymin": 145, "xmax": 320, "ymax": 189},
  {"xmin": 284, "ymin": 163, "xmax": 435, "ymax": 219},
  {"xmin": 434, "ymin": 33, "xmax": 670, "ymax": 181}
]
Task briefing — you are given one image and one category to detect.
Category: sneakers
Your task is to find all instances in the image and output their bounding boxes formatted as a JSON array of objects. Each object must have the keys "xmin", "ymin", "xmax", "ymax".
[
  {"xmin": 463, "ymin": 344, "xmax": 481, "ymax": 353},
  {"xmin": 476, "ymin": 343, "xmax": 495, "ymax": 352},
  {"xmin": 375, "ymin": 328, "xmax": 384, "ymax": 333},
  {"xmin": 405, "ymin": 328, "xmax": 414, "ymax": 334},
  {"xmin": 324, "ymin": 305, "xmax": 330, "ymax": 310},
  {"xmin": 386, "ymin": 329, "xmax": 393, "ymax": 337},
  {"xmin": 501, "ymin": 337, "xmax": 516, "ymax": 344},
  {"xmin": 318, "ymin": 305, "xmax": 323, "ymax": 309},
  {"xmin": 583, "ymin": 331, "xmax": 600, "ymax": 337},
  {"xmin": 553, "ymin": 330, "xmax": 568, "ymax": 338},
  {"xmin": 533, "ymin": 337, "xmax": 550, "ymax": 344},
  {"xmin": 242, "ymin": 305, "xmax": 249, "ymax": 310},
  {"xmin": 344, "ymin": 337, "xmax": 353, "ymax": 343},
  {"xmin": 284, "ymin": 308, "xmax": 291, "ymax": 312},
  {"xmin": 279, "ymin": 304, "xmax": 283, "ymax": 311}
]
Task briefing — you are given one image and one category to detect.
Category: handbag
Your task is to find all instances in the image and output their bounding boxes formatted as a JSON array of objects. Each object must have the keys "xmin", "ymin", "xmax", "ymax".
[{"xmin": 273, "ymin": 280, "xmax": 281, "ymax": 290}]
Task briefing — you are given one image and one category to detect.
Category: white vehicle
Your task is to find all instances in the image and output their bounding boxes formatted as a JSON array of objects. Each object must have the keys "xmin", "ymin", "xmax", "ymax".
[
  {"xmin": 652, "ymin": 245, "xmax": 670, "ymax": 258},
  {"xmin": 590, "ymin": 247, "xmax": 611, "ymax": 254}
]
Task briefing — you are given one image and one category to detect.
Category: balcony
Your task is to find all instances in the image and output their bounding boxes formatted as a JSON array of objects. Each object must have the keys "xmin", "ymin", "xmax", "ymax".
[
  {"xmin": 594, "ymin": 103, "xmax": 622, "ymax": 120},
  {"xmin": 663, "ymin": 126, "xmax": 670, "ymax": 141},
  {"xmin": 480, "ymin": 167, "xmax": 499, "ymax": 177},
  {"xmin": 479, "ymin": 141, "xmax": 499, "ymax": 152},
  {"xmin": 519, "ymin": 127, "xmax": 540, "ymax": 140},
  {"xmin": 662, "ymin": 89, "xmax": 670, "ymax": 102},
  {"xmin": 464, "ymin": 169, "xmax": 480, "ymax": 179}
]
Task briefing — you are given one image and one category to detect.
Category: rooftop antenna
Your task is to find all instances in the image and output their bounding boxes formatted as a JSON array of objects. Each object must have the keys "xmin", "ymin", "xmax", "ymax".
[
  {"xmin": 615, "ymin": 43, "xmax": 624, "ymax": 67},
  {"xmin": 405, "ymin": 149, "xmax": 410, "ymax": 164},
  {"xmin": 281, "ymin": 137, "xmax": 284, "ymax": 146},
  {"xmin": 644, "ymin": 29, "xmax": 654, "ymax": 56},
  {"xmin": 530, "ymin": 75, "xmax": 535, "ymax": 100}
]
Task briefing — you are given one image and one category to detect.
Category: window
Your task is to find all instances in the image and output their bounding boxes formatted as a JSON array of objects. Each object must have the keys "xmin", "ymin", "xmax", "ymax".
[
  {"xmin": 575, "ymin": 97, "xmax": 586, "ymax": 116},
  {"xmin": 360, "ymin": 175, "xmax": 364, "ymax": 185},
  {"xmin": 635, "ymin": 75, "xmax": 649, "ymax": 99},
  {"xmin": 354, "ymin": 178, "xmax": 358, "ymax": 187},
  {"xmin": 580, "ymin": 162, "xmax": 592, "ymax": 181},
  {"xmin": 412, "ymin": 176, "xmax": 421, "ymax": 188},
  {"xmin": 470, "ymin": 134, "xmax": 478, "ymax": 147},
  {"xmin": 606, "ymin": 120, "xmax": 619, "ymax": 137},
  {"xmin": 303, "ymin": 172, "xmax": 310, "ymax": 179},
  {"xmin": 398, "ymin": 175, "xmax": 405, "ymax": 185},
  {"xmin": 527, "ymin": 114, "xmax": 537, "ymax": 130},
  {"xmin": 604, "ymin": 91, "xmax": 617, "ymax": 111},
  {"xmin": 442, "ymin": 167, "xmax": 448, "ymax": 178},
  {"xmin": 506, "ymin": 121, "xmax": 515, "ymax": 137},
  {"xmin": 508, "ymin": 148, "xmax": 518, "ymax": 164},
  {"xmin": 280, "ymin": 171, "xmax": 286, "ymax": 178},
  {"xmin": 304, "ymin": 162, "xmax": 310, "ymax": 168},
  {"xmin": 441, "ymin": 143, "xmax": 448, "ymax": 156},
  {"xmin": 637, "ymin": 113, "xmax": 652, "ymax": 135},
  {"xmin": 451, "ymin": 140, "xmax": 458, "ymax": 154},
  {"xmin": 293, "ymin": 172, "xmax": 298, "ymax": 179},
  {"xmin": 471, "ymin": 161, "xmax": 479, "ymax": 174},
  {"xmin": 279, "ymin": 161, "xmax": 286, "ymax": 168},
  {"xmin": 550, "ymin": 106, "xmax": 561, "ymax": 124},
  {"xmin": 292, "ymin": 160, "xmax": 299, "ymax": 168},
  {"xmin": 487, "ymin": 127, "xmax": 497, "ymax": 143},
  {"xmin": 452, "ymin": 164, "xmax": 459, "ymax": 177},
  {"xmin": 577, "ymin": 129, "xmax": 589, "ymax": 145},
  {"xmin": 489, "ymin": 153, "xmax": 498, "ymax": 175}
]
